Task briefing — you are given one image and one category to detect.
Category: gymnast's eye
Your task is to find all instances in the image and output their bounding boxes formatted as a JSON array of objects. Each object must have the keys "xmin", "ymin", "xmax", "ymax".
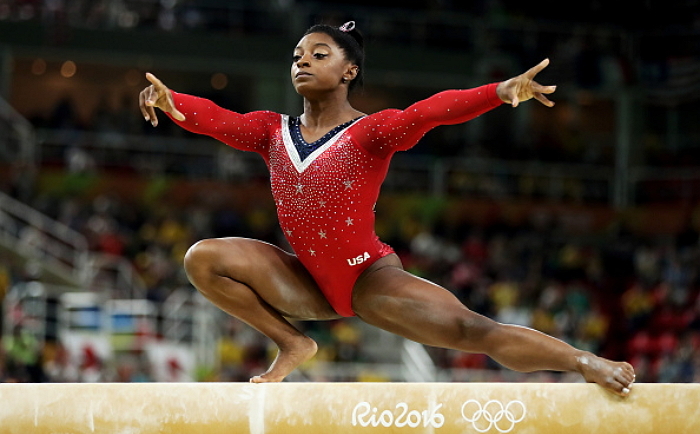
[
  {"xmin": 313, "ymin": 53, "xmax": 328, "ymax": 59},
  {"xmin": 292, "ymin": 55, "xmax": 302, "ymax": 62}
]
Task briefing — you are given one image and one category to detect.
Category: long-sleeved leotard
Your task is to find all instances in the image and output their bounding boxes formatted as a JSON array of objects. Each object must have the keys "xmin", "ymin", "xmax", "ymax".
[{"xmin": 168, "ymin": 83, "xmax": 503, "ymax": 316}]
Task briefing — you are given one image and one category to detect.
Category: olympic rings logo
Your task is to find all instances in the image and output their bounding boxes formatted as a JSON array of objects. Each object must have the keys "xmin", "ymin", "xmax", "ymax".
[{"xmin": 460, "ymin": 399, "xmax": 527, "ymax": 433}]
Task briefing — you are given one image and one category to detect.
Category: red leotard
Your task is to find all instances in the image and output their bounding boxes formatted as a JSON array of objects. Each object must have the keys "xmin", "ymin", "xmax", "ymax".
[{"xmin": 169, "ymin": 83, "xmax": 503, "ymax": 316}]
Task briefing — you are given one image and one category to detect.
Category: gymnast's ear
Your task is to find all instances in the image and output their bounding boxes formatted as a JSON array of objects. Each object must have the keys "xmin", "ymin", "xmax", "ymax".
[{"xmin": 342, "ymin": 65, "xmax": 359, "ymax": 85}]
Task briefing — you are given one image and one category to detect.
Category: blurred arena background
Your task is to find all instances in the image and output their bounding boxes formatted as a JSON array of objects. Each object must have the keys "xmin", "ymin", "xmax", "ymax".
[{"xmin": 0, "ymin": 0, "xmax": 698, "ymax": 384}]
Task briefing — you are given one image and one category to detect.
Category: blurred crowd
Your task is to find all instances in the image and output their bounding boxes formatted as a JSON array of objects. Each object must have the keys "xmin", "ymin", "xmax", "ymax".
[
  {"xmin": 1, "ymin": 176, "xmax": 699, "ymax": 383},
  {"xmin": 0, "ymin": 0, "xmax": 698, "ymax": 384},
  {"xmin": 3, "ymin": 0, "xmax": 698, "ymax": 107},
  {"xmin": 3, "ymin": 0, "xmax": 699, "ymax": 175},
  {"xmin": 393, "ymin": 211, "xmax": 700, "ymax": 383},
  {"xmin": 0, "ymin": 0, "xmax": 640, "ymax": 34}
]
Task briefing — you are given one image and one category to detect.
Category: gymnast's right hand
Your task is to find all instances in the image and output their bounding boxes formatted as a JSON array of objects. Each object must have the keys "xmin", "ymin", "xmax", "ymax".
[{"xmin": 139, "ymin": 72, "xmax": 186, "ymax": 127}]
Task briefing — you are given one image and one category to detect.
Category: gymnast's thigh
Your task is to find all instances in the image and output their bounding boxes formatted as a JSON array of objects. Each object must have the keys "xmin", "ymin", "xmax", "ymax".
[
  {"xmin": 351, "ymin": 256, "xmax": 489, "ymax": 349},
  {"xmin": 187, "ymin": 237, "xmax": 341, "ymax": 321}
]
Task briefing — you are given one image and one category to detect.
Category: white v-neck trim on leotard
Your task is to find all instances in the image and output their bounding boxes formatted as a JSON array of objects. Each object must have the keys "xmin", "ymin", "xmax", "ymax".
[{"xmin": 281, "ymin": 114, "xmax": 362, "ymax": 173}]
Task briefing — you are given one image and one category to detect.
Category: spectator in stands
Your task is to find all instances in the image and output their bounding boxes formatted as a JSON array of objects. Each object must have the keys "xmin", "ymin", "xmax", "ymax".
[{"xmin": 3, "ymin": 326, "xmax": 44, "ymax": 382}]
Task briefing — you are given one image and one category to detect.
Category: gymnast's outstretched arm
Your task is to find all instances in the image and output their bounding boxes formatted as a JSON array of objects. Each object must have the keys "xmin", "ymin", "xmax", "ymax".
[
  {"xmin": 138, "ymin": 72, "xmax": 277, "ymax": 153},
  {"xmin": 355, "ymin": 59, "xmax": 556, "ymax": 157}
]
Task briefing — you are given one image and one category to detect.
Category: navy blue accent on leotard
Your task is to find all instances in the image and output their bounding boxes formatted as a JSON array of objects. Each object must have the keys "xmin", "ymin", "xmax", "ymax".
[{"xmin": 288, "ymin": 116, "xmax": 360, "ymax": 161}]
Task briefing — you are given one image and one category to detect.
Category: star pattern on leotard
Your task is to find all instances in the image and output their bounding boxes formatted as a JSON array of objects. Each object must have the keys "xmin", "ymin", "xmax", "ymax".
[
  {"xmin": 171, "ymin": 83, "xmax": 503, "ymax": 317},
  {"xmin": 266, "ymin": 115, "xmax": 380, "ymax": 268}
]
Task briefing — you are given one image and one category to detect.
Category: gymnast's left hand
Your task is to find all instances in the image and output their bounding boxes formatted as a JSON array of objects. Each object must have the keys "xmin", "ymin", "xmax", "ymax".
[{"xmin": 497, "ymin": 58, "xmax": 556, "ymax": 108}]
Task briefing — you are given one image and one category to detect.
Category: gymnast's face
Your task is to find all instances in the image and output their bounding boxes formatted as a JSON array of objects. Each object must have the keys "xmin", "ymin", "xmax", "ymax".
[{"xmin": 291, "ymin": 32, "xmax": 358, "ymax": 97}]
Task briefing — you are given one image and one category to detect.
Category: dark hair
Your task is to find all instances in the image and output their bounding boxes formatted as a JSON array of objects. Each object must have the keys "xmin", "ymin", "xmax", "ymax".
[{"xmin": 303, "ymin": 22, "xmax": 365, "ymax": 93}]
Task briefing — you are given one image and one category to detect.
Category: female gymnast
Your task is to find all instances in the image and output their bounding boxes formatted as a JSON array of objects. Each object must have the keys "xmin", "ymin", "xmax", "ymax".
[{"xmin": 139, "ymin": 21, "xmax": 635, "ymax": 396}]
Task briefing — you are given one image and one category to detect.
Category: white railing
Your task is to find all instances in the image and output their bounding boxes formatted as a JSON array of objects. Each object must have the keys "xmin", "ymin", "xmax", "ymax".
[
  {"xmin": 162, "ymin": 288, "xmax": 222, "ymax": 369},
  {"xmin": 162, "ymin": 289, "xmax": 192, "ymax": 343},
  {"xmin": 0, "ymin": 96, "xmax": 36, "ymax": 165},
  {"xmin": 401, "ymin": 339, "xmax": 437, "ymax": 382},
  {"xmin": 0, "ymin": 190, "xmax": 90, "ymax": 285},
  {"xmin": 2, "ymin": 281, "xmax": 49, "ymax": 347},
  {"xmin": 84, "ymin": 253, "xmax": 147, "ymax": 300},
  {"xmin": 0, "ymin": 190, "xmax": 148, "ymax": 299}
]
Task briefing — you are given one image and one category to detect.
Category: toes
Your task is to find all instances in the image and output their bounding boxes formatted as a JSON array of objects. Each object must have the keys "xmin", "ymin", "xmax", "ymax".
[
  {"xmin": 599, "ymin": 371, "xmax": 633, "ymax": 397},
  {"xmin": 618, "ymin": 363, "xmax": 636, "ymax": 385},
  {"xmin": 615, "ymin": 380, "xmax": 632, "ymax": 397},
  {"xmin": 607, "ymin": 378, "xmax": 632, "ymax": 397},
  {"xmin": 250, "ymin": 374, "xmax": 274, "ymax": 383},
  {"xmin": 613, "ymin": 367, "xmax": 627, "ymax": 382},
  {"xmin": 250, "ymin": 374, "xmax": 283, "ymax": 383}
]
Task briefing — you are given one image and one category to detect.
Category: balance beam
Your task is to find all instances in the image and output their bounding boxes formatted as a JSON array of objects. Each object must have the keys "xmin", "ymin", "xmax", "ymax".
[{"xmin": 0, "ymin": 382, "xmax": 698, "ymax": 434}]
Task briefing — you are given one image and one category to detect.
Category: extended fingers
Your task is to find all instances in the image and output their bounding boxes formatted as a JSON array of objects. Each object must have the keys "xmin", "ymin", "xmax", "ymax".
[
  {"xmin": 145, "ymin": 72, "xmax": 166, "ymax": 90},
  {"xmin": 524, "ymin": 59, "xmax": 556, "ymax": 107},
  {"xmin": 138, "ymin": 89, "xmax": 149, "ymax": 119},
  {"xmin": 531, "ymin": 81, "xmax": 556, "ymax": 94},
  {"xmin": 144, "ymin": 83, "xmax": 161, "ymax": 107},
  {"xmin": 140, "ymin": 73, "xmax": 186, "ymax": 125},
  {"xmin": 525, "ymin": 58, "xmax": 550, "ymax": 79},
  {"xmin": 144, "ymin": 72, "xmax": 170, "ymax": 108},
  {"xmin": 530, "ymin": 80, "xmax": 556, "ymax": 107},
  {"xmin": 138, "ymin": 87, "xmax": 158, "ymax": 125},
  {"xmin": 529, "ymin": 80, "xmax": 557, "ymax": 107},
  {"xmin": 146, "ymin": 86, "xmax": 159, "ymax": 126},
  {"xmin": 534, "ymin": 92, "xmax": 555, "ymax": 107}
]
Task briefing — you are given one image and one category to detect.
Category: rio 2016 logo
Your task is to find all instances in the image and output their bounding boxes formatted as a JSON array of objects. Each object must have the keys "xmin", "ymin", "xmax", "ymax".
[
  {"xmin": 351, "ymin": 402, "xmax": 445, "ymax": 428},
  {"xmin": 351, "ymin": 399, "xmax": 526, "ymax": 433}
]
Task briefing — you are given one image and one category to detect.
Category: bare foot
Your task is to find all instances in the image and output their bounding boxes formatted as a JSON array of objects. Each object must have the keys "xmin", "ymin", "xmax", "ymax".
[
  {"xmin": 576, "ymin": 352, "xmax": 636, "ymax": 397},
  {"xmin": 250, "ymin": 336, "xmax": 318, "ymax": 383}
]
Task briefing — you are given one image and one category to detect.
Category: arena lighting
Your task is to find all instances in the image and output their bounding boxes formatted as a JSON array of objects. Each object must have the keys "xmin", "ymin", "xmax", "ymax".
[
  {"xmin": 211, "ymin": 72, "xmax": 228, "ymax": 90},
  {"xmin": 60, "ymin": 60, "xmax": 77, "ymax": 78},
  {"xmin": 0, "ymin": 382, "xmax": 698, "ymax": 433}
]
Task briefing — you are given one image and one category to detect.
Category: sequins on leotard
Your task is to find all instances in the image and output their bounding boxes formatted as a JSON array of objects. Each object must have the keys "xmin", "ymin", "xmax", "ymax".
[{"xmin": 167, "ymin": 83, "xmax": 503, "ymax": 316}]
